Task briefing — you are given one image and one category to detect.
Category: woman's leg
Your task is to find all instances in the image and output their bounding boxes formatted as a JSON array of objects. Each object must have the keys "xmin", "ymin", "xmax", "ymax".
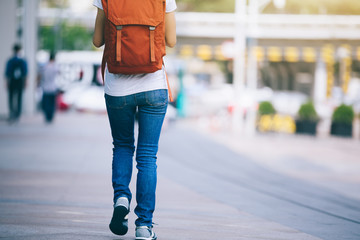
[
  {"xmin": 134, "ymin": 89, "xmax": 168, "ymax": 227},
  {"xmin": 105, "ymin": 94, "xmax": 136, "ymax": 204}
]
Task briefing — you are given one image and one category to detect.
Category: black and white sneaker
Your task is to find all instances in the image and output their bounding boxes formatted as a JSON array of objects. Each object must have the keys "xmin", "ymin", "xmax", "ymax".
[
  {"xmin": 135, "ymin": 226, "xmax": 157, "ymax": 240},
  {"xmin": 109, "ymin": 197, "xmax": 129, "ymax": 235}
]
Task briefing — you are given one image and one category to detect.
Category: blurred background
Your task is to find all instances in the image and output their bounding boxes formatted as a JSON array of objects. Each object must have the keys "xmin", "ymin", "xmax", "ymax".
[{"xmin": 1, "ymin": 0, "xmax": 360, "ymax": 137}]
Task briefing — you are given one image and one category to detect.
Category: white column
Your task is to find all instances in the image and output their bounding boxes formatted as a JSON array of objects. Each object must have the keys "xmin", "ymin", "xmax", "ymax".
[
  {"xmin": 245, "ymin": 0, "xmax": 259, "ymax": 135},
  {"xmin": 0, "ymin": 1, "xmax": 18, "ymax": 117},
  {"xmin": 313, "ymin": 58, "xmax": 327, "ymax": 104},
  {"xmin": 232, "ymin": 0, "xmax": 247, "ymax": 133},
  {"xmin": 23, "ymin": 0, "xmax": 39, "ymax": 115}
]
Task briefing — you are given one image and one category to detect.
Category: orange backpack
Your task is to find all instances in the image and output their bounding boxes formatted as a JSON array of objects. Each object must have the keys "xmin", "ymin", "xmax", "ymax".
[{"xmin": 101, "ymin": 0, "xmax": 166, "ymax": 76}]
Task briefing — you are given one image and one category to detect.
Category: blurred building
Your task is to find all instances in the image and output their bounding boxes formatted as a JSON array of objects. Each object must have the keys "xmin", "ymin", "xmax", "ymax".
[{"xmin": 175, "ymin": 12, "xmax": 360, "ymax": 101}]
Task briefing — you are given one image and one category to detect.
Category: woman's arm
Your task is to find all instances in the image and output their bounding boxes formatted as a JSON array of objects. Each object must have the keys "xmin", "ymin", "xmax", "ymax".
[
  {"xmin": 165, "ymin": 12, "xmax": 176, "ymax": 48},
  {"xmin": 93, "ymin": 8, "xmax": 105, "ymax": 48}
]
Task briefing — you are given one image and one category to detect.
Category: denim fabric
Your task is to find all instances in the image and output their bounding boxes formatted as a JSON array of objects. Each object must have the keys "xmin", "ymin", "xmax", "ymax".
[
  {"xmin": 42, "ymin": 93, "xmax": 57, "ymax": 123},
  {"xmin": 8, "ymin": 81, "xmax": 24, "ymax": 121},
  {"xmin": 105, "ymin": 89, "xmax": 168, "ymax": 227}
]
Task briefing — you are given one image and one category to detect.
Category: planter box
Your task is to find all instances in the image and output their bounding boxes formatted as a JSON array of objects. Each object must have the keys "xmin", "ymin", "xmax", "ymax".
[
  {"xmin": 295, "ymin": 120, "xmax": 317, "ymax": 136},
  {"xmin": 330, "ymin": 122, "xmax": 353, "ymax": 138}
]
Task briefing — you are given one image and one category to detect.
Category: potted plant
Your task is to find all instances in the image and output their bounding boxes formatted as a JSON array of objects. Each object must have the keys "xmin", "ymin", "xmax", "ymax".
[
  {"xmin": 257, "ymin": 101, "xmax": 276, "ymax": 132},
  {"xmin": 295, "ymin": 101, "xmax": 318, "ymax": 135},
  {"xmin": 330, "ymin": 104, "xmax": 354, "ymax": 137},
  {"xmin": 258, "ymin": 101, "xmax": 276, "ymax": 116}
]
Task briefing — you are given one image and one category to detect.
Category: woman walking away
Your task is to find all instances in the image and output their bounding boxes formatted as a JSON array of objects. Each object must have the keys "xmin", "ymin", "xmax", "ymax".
[{"xmin": 92, "ymin": 0, "xmax": 177, "ymax": 239}]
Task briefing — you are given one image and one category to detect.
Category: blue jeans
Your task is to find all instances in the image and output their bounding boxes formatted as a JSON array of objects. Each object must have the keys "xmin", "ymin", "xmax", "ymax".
[
  {"xmin": 42, "ymin": 93, "xmax": 57, "ymax": 123},
  {"xmin": 105, "ymin": 89, "xmax": 168, "ymax": 227}
]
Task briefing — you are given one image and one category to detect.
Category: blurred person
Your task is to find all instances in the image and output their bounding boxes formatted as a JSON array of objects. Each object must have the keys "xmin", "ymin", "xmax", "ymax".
[
  {"xmin": 4, "ymin": 43, "xmax": 28, "ymax": 123},
  {"xmin": 38, "ymin": 51, "xmax": 59, "ymax": 123},
  {"xmin": 79, "ymin": 68, "xmax": 84, "ymax": 81},
  {"xmin": 93, "ymin": 0, "xmax": 177, "ymax": 239}
]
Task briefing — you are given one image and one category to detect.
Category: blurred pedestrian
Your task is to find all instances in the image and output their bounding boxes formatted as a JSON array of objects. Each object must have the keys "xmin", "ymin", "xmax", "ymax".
[
  {"xmin": 38, "ymin": 51, "xmax": 59, "ymax": 123},
  {"xmin": 93, "ymin": 0, "xmax": 177, "ymax": 239},
  {"xmin": 5, "ymin": 43, "xmax": 28, "ymax": 123}
]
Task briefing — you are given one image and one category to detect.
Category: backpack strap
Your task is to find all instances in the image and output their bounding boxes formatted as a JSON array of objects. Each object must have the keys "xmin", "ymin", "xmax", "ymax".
[
  {"xmin": 163, "ymin": 61, "xmax": 173, "ymax": 102},
  {"xmin": 101, "ymin": 54, "xmax": 106, "ymax": 85},
  {"xmin": 101, "ymin": 0, "xmax": 108, "ymax": 84},
  {"xmin": 165, "ymin": 70, "xmax": 173, "ymax": 102},
  {"xmin": 149, "ymin": 26, "xmax": 156, "ymax": 62},
  {"xmin": 116, "ymin": 26, "xmax": 123, "ymax": 62}
]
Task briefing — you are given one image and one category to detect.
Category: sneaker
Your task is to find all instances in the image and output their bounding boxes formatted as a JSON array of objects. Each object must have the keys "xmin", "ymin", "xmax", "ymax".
[
  {"xmin": 135, "ymin": 226, "xmax": 157, "ymax": 240},
  {"xmin": 109, "ymin": 197, "xmax": 129, "ymax": 235}
]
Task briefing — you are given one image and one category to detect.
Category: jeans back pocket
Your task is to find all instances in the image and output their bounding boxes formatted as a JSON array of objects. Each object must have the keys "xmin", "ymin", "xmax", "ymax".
[
  {"xmin": 145, "ymin": 89, "xmax": 168, "ymax": 106},
  {"xmin": 105, "ymin": 94, "xmax": 127, "ymax": 109}
]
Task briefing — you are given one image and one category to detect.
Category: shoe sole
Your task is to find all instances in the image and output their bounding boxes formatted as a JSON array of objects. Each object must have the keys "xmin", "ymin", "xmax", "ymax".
[
  {"xmin": 135, "ymin": 231, "xmax": 157, "ymax": 240},
  {"xmin": 109, "ymin": 205, "xmax": 129, "ymax": 235},
  {"xmin": 135, "ymin": 237, "xmax": 157, "ymax": 240}
]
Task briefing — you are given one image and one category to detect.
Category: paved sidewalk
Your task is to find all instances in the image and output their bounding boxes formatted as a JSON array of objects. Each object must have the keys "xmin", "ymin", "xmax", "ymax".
[
  {"xmin": 187, "ymin": 118, "xmax": 360, "ymax": 201},
  {"xmin": 0, "ymin": 113, "xmax": 357, "ymax": 239}
]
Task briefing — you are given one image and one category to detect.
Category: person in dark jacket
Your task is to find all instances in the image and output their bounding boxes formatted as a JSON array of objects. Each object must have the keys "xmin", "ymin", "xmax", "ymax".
[{"xmin": 5, "ymin": 44, "xmax": 28, "ymax": 123}]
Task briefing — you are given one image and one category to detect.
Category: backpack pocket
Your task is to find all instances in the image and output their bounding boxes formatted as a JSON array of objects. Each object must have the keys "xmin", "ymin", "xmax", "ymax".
[{"xmin": 113, "ymin": 25, "xmax": 156, "ymax": 67}]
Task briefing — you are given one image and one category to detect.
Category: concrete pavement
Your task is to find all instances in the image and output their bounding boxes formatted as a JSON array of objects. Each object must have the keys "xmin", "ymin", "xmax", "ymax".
[{"xmin": 0, "ymin": 112, "xmax": 359, "ymax": 239}]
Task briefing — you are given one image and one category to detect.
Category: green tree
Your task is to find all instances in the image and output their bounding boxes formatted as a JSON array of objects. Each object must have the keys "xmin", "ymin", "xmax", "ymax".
[
  {"xmin": 41, "ymin": 0, "xmax": 69, "ymax": 8},
  {"xmin": 176, "ymin": 0, "xmax": 235, "ymax": 13},
  {"xmin": 39, "ymin": 22, "xmax": 93, "ymax": 51},
  {"xmin": 61, "ymin": 23, "xmax": 93, "ymax": 50},
  {"xmin": 39, "ymin": 26, "xmax": 55, "ymax": 51}
]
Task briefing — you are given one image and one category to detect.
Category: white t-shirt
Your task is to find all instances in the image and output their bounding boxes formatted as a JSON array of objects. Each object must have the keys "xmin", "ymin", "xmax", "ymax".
[
  {"xmin": 93, "ymin": 0, "xmax": 177, "ymax": 97},
  {"xmin": 40, "ymin": 62, "xmax": 58, "ymax": 93}
]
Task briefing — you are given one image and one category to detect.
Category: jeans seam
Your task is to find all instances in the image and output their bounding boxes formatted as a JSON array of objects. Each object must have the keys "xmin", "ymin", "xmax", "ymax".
[{"xmin": 134, "ymin": 94, "xmax": 138, "ymax": 106}]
